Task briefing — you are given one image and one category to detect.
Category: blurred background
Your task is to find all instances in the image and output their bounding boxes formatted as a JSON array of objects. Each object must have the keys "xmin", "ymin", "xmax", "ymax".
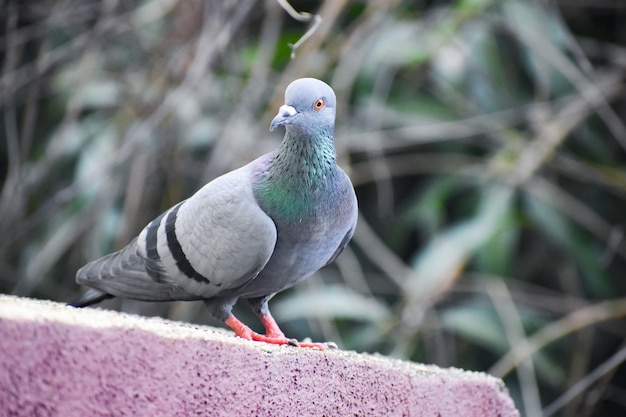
[{"xmin": 1, "ymin": 0, "xmax": 626, "ymax": 415}]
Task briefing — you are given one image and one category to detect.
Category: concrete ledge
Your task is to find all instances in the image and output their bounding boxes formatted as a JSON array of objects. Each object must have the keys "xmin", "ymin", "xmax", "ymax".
[{"xmin": 0, "ymin": 295, "xmax": 519, "ymax": 416}]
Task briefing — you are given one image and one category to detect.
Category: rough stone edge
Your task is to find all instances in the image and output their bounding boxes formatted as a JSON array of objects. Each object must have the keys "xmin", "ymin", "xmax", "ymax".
[{"xmin": 0, "ymin": 294, "xmax": 511, "ymax": 393}]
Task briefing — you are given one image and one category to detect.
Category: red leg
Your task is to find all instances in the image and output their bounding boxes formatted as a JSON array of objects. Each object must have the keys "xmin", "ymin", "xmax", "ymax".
[
  {"xmin": 224, "ymin": 314, "xmax": 330, "ymax": 350},
  {"xmin": 224, "ymin": 315, "xmax": 296, "ymax": 345},
  {"xmin": 258, "ymin": 312, "xmax": 286, "ymax": 339}
]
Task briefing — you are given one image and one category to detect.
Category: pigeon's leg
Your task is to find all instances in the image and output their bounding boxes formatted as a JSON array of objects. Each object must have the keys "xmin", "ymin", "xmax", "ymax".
[
  {"xmin": 223, "ymin": 315, "xmax": 296, "ymax": 345},
  {"xmin": 205, "ymin": 296, "xmax": 299, "ymax": 347},
  {"xmin": 245, "ymin": 295, "xmax": 332, "ymax": 350}
]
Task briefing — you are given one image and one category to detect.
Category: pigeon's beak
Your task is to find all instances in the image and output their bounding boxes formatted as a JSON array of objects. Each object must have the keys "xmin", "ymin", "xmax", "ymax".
[{"xmin": 270, "ymin": 105, "xmax": 297, "ymax": 131}]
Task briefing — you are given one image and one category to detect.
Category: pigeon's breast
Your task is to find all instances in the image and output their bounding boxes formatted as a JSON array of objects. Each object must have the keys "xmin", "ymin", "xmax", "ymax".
[{"xmin": 238, "ymin": 170, "xmax": 357, "ymax": 298}]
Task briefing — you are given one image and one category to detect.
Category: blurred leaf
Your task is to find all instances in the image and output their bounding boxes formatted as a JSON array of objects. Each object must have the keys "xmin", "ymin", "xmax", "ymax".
[
  {"xmin": 362, "ymin": 9, "xmax": 469, "ymax": 77},
  {"xmin": 74, "ymin": 120, "xmax": 118, "ymax": 197},
  {"xmin": 403, "ymin": 185, "xmax": 514, "ymax": 303},
  {"xmin": 75, "ymin": 80, "xmax": 121, "ymax": 109},
  {"xmin": 500, "ymin": 0, "xmax": 571, "ymax": 95},
  {"xmin": 273, "ymin": 284, "xmax": 391, "ymax": 323},
  {"xmin": 474, "ymin": 201, "xmax": 519, "ymax": 275},
  {"xmin": 441, "ymin": 299, "xmax": 566, "ymax": 386},
  {"xmin": 457, "ymin": 0, "xmax": 493, "ymax": 14},
  {"xmin": 440, "ymin": 301, "xmax": 508, "ymax": 352},
  {"xmin": 388, "ymin": 92, "xmax": 458, "ymax": 123},
  {"xmin": 20, "ymin": 209, "xmax": 87, "ymax": 295},
  {"xmin": 184, "ymin": 118, "xmax": 217, "ymax": 149},
  {"xmin": 399, "ymin": 177, "xmax": 460, "ymax": 237},
  {"xmin": 524, "ymin": 192, "xmax": 614, "ymax": 296}
]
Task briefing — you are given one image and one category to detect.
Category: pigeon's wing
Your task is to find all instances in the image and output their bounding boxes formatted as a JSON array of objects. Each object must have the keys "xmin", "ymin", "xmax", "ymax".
[
  {"xmin": 74, "ymin": 237, "xmax": 190, "ymax": 303},
  {"xmin": 76, "ymin": 161, "xmax": 278, "ymax": 302}
]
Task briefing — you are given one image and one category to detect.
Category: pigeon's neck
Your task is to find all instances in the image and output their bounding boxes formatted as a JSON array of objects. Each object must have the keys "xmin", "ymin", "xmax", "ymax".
[{"xmin": 253, "ymin": 130, "xmax": 338, "ymax": 220}]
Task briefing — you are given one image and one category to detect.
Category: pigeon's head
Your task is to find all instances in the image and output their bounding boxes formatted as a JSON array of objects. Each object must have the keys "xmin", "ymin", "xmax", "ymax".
[{"xmin": 270, "ymin": 78, "xmax": 336, "ymax": 135}]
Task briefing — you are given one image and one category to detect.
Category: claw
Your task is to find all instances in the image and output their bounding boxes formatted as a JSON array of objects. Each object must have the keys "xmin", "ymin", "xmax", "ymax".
[
  {"xmin": 295, "ymin": 341, "xmax": 332, "ymax": 350},
  {"xmin": 325, "ymin": 341, "xmax": 339, "ymax": 349}
]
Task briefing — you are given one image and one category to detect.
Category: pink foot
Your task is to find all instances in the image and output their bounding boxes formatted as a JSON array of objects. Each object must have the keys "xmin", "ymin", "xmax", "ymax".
[{"xmin": 224, "ymin": 315, "xmax": 333, "ymax": 350}]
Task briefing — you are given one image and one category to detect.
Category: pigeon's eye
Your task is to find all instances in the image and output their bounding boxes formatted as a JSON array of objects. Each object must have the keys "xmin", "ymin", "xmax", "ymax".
[{"xmin": 313, "ymin": 98, "xmax": 325, "ymax": 111}]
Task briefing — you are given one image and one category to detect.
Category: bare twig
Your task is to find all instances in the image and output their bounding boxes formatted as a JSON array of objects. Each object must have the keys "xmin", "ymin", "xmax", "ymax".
[
  {"xmin": 489, "ymin": 297, "xmax": 626, "ymax": 378},
  {"xmin": 524, "ymin": 177, "xmax": 626, "ymax": 261},
  {"xmin": 487, "ymin": 280, "xmax": 542, "ymax": 417},
  {"xmin": 0, "ymin": 3, "xmax": 99, "ymax": 49},
  {"xmin": 541, "ymin": 342, "xmax": 626, "ymax": 417},
  {"xmin": 204, "ymin": 0, "xmax": 284, "ymax": 180},
  {"xmin": 349, "ymin": 152, "xmax": 482, "ymax": 186},
  {"xmin": 353, "ymin": 216, "xmax": 412, "ymax": 288},
  {"xmin": 502, "ymin": 17, "xmax": 626, "ymax": 152},
  {"xmin": 552, "ymin": 154, "xmax": 626, "ymax": 196},
  {"xmin": 0, "ymin": 2, "xmax": 23, "ymax": 236},
  {"xmin": 276, "ymin": 0, "xmax": 322, "ymax": 58},
  {"xmin": 342, "ymin": 87, "xmax": 608, "ymax": 153},
  {"xmin": 0, "ymin": 0, "xmax": 178, "ymax": 107},
  {"xmin": 505, "ymin": 71, "xmax": 624, "ymax": 186},
  {"xmin": 0, "ymin": 1, "xmax": 256, "ymax": 252}
]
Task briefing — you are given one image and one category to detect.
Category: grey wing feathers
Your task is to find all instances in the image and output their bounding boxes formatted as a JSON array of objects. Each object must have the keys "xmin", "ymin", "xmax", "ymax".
[
  {"xmin": 75, "ymin": 238, "xmax": 195, "ymax": 302},
  {"xmin": 69, "ymin": 287, "xmax": 113, "ymax": 307},
  {"xmin": 160, "ymin": 162, "xmax": 277, "ymax": 295},
  {"xmin": 73, "ymin": 159, "xmax": 278, "ymax": 305},
  {"xmin": 143, "ymin": 209, "xmax": 170, "ymax": 282}
]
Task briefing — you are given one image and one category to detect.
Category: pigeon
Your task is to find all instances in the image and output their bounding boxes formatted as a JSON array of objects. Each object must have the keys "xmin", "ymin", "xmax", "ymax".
[{"xmin": 71, "ymin": 78, "xmax": 358, "ymax": 349}]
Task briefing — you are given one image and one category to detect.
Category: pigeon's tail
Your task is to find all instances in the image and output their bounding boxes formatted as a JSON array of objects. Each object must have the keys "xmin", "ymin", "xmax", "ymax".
[
  {"xmin": 69, "ymin": 287, "xmax": 113, "ymax": 307},
  {"xmin": 73, "ymin": 238, "xmax": 180, "ymax": 303}
]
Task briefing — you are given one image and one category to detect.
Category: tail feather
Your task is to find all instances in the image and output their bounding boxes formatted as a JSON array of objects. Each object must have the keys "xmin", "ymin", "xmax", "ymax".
[
  {"xmin": 75, "ymin": 238, "xmax": 188, "ymax": 303},
  {"xmin": 69, "ymin": 288, "xmax": 113, "ymax": 307}
]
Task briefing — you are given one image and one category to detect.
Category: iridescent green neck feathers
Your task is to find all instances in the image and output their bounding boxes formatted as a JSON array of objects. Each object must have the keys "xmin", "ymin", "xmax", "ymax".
[{"xmin": 253, "ymin": 130, "xmax": 337, "ymax": 221}]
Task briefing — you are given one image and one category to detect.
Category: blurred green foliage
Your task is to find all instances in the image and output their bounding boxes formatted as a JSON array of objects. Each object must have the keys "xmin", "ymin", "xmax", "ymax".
[{"xmin": 2, "ymin": 1, "xmax": 626, "ymax": 416}]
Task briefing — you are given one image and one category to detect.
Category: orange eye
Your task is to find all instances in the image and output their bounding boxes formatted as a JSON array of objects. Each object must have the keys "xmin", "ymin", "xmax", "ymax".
[{"xmin": 313, "ymin": 98, "xmax": 325, "ymax": 110}]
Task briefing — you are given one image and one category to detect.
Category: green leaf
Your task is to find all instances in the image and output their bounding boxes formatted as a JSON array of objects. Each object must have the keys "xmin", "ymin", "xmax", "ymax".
[
  {"xmin": 524, "ymin": 193, "xmax": 614, "ymax": 296},
  {"xmin": 403, "ymin": 185, "xmax": 514, "ymax": 303},
  {"xmin": 440, "ymin": 301, "xmax": 508, "ymax": 352},
  {"xmin": 474, "ymin": 203, "xmax": 518, "ymax": 276},
  {"xmin": 273, "ymin": 285, "xmax": 392, "ymax": 323}
]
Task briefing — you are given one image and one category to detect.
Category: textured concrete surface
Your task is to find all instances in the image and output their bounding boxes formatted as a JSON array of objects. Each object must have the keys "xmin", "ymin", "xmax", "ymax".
[{"xmin": 0, "ymin": 295, "xmax": 520, "ymax": 417}]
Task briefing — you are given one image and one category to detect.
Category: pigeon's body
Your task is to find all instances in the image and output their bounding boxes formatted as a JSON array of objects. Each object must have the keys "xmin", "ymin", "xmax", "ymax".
[{"xmin": 73, "ymin": 78, "xmax": 357, "ymax": 348}]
